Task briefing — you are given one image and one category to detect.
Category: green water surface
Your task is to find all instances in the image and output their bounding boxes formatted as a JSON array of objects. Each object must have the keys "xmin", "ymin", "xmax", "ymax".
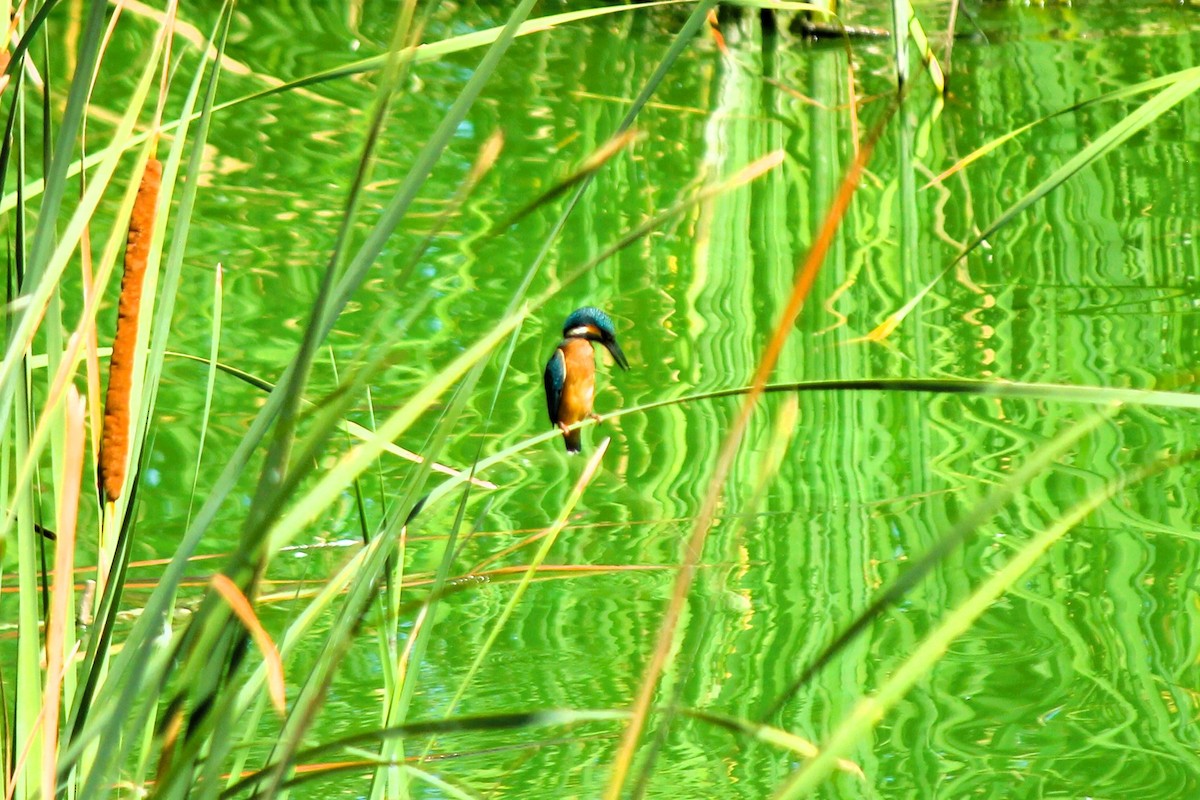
[{"xmin": 22, "ymin": 1, "xmax": 1200, "ymax": 797}]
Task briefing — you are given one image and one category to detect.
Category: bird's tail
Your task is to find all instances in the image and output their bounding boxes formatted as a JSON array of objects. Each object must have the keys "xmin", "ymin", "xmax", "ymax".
[{"xmin": 563, "ymin": 427, "xmax": 582, "ymax": 454}]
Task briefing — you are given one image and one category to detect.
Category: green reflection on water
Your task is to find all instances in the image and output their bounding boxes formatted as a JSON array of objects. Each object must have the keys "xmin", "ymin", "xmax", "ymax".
[{"xmin": 17, "ymin": 1, "xmax": 1200, "ymax": 797}]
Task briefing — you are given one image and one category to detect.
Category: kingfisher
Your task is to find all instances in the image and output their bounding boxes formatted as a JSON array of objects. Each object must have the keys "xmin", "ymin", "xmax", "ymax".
[{"xmin": 543, "ymin": 306, "xmax": 629, "ymax": 453}]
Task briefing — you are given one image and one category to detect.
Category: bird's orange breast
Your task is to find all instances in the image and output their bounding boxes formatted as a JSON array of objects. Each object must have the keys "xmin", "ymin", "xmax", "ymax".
[{"xmin": 558, "ymin": 338, "xmax": 596, "ymax": 426}]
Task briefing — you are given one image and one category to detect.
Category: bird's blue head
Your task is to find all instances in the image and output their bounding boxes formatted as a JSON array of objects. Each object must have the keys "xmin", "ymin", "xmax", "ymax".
[{"xmin": 562, "ymin": 306, "xmax": 629, "ymax": 370}]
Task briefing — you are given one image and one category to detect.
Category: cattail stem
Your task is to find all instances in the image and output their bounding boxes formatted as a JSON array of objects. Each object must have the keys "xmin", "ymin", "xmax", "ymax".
[{"xmin": 99, "ymin": 158, "xmax": 161, "ymax": 502}]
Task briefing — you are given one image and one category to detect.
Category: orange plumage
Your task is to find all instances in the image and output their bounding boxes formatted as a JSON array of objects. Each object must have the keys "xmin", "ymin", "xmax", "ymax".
[{"xmin": 544, "ymin": 307, "xmax": 629, "ymax": 454}]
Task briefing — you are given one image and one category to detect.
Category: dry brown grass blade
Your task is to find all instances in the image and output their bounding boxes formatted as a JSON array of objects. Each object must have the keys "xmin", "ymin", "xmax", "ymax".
[
  {"xmin": 211, "ymin": 574, "xmax": 287, "ymax": 716},
  {"xmin": 706, "ymin": 8, "xmax": 728, "ymax": 55}
]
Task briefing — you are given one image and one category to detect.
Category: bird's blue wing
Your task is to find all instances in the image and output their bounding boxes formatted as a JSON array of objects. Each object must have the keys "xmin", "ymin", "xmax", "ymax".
[{"xmin": 544, "ymin": 347, "xmax": 565, "ymax": 426}]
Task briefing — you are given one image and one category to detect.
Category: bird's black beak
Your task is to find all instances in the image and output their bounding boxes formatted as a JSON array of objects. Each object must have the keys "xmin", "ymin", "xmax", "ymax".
[{"xmin": 604, "ymin": 338, "xmax": 630, "ymax": 370}]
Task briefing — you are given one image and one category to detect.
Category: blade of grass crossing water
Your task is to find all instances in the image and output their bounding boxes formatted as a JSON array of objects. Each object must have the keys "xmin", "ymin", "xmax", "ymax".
[
  {"xmin": 514, "ymin": 0, "xmax": 718, "ymax": 311},
  {"xmin": 187, "ymin": 263, "xmax": 223, "ymax": 520},
  {"xmin": 325, "ymin": 0, "xmax": 538, "ymax": 324},
  {"xmin": 882, "ymin": 69, "xmax": 1200, "ymax": 338},
  {"xmin": 681, "ymin": 708, "xmax": 862, "ymax": 779},
  {"xmin": 761, "ymin": 406, "xmax": 1115, "ymax": 718},
  {"xmin": 969, "ymin": 72, "xmax": 1200, "ymax": 254},
  {"xmin": 492, "ymin": 128, "xmax": 642, "ymax": 233},
  {"xmin": 628, "ymin": 397, "xmax": 802, "ymax": 796},
  {"xmin": 638, "ymin": 378, "xmax": 1200, "ymax": 417},
  {"xmin": 412, "ymin": 374, "xmax": 1200, "ymax": 528},
  {"xmin": 925, "ymin": 66, "xmax": 1200, "ymax": 188},
  {"xmin": 773, "ymin": 446, "xmax": 1199, "ymax": 798}
]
